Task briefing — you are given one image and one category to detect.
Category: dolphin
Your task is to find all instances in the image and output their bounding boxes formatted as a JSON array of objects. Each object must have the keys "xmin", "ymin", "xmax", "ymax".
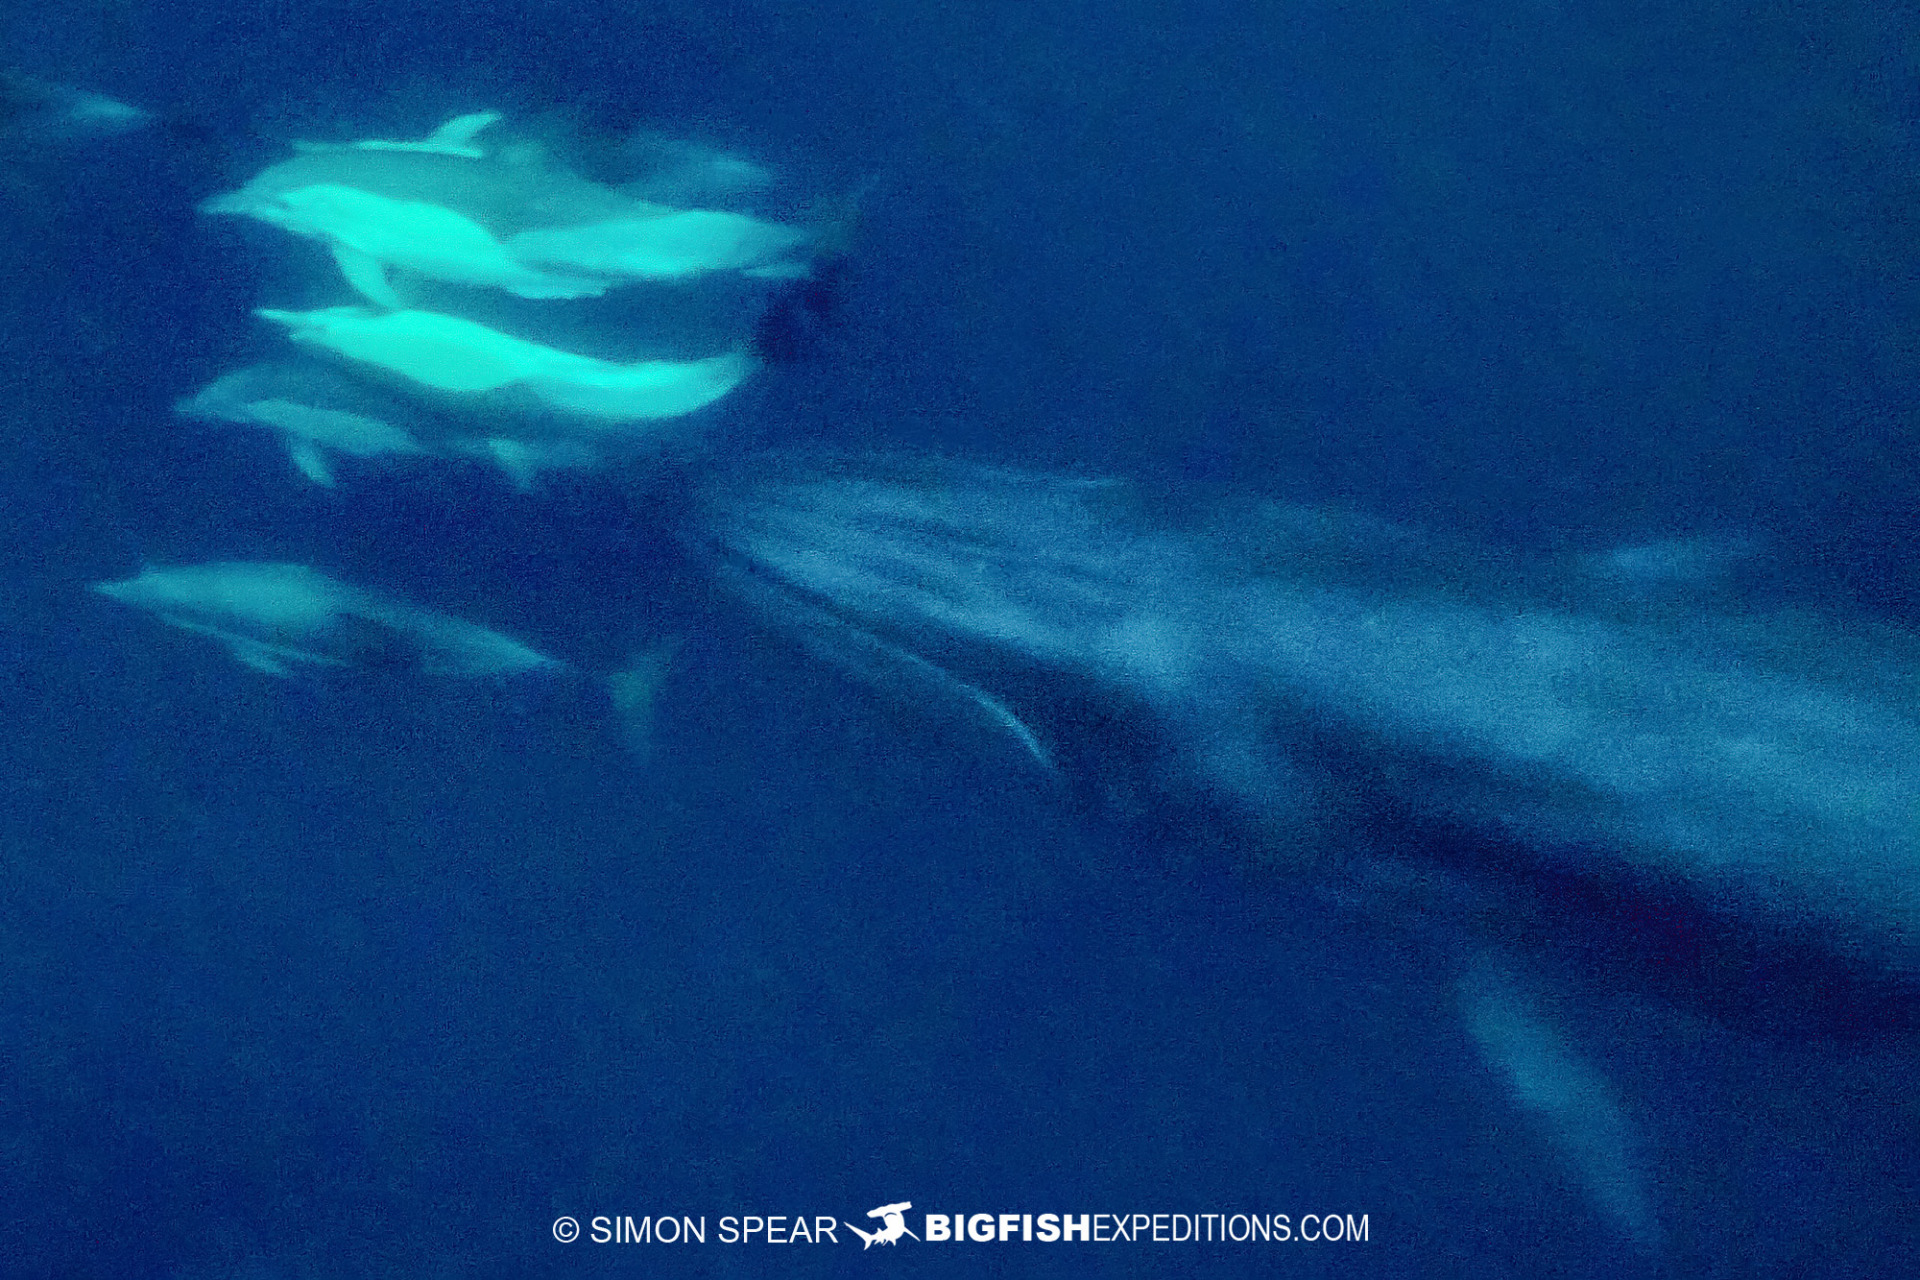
[
  {"xmin": 254, "ymin": 306, "xmax": 753, "ymax": 424},
  {"xmin": 176, "ymin": 362, "xmax": 431, "ymax": 486},
  {"xmin": 204, "ymin": 182, "xmax": 612, "ymax": 305},
  {"xmin": 203, "ymin": 112, "xmax": 813, "ymax": 304},
  {"xmin": 0, "ymin": 72, "xmax": 148, "ymax": 150},
  {"xmin": 94, "ymin": 562, "xmax": 558, "ymax": 678},
  {"xmin": 177, "ymin": 361, "xmax": 621, "ymax": 490}
]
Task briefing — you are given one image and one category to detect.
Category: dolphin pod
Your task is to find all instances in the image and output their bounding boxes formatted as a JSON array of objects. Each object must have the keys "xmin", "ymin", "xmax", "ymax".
[
  {"xmin": 108, "ymin": 109, "xmax": 815, "ymax": 682},
  {"xmin": 202, "ymin": 111, "xmax": 814, "ymax": 304},
  {"xmin": 104, "ymin": 110, "xmax": 812, "ymax": 678},
  {"xmin": 179, "ymin": 110, "xmax": 814, "ymax": 488}
]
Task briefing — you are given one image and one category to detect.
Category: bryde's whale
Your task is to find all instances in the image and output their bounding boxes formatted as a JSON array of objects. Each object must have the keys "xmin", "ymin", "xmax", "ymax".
[
  {"xmin": 701, "ymin": 453, "xmax": 1920, "ymax": 1246},
  {"xmin": 706, "ymin": 457, "xmax": 1920, "ymax": 974}
]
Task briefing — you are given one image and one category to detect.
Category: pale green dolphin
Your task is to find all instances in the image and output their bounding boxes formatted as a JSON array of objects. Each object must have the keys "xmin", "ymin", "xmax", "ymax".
[
  {"xmin": 177, "ymin": 362, "xmax": 430, "ymax": 485},
  {"xmin": 254, "ymin": 306, "xmax": 753, "ymax": 422},
  {"xmin": 179, "ymin": 361, "xmax": 635, "ymax": 490},
  {"xmin": 94, "ymin": 562, "xmax": 558, "ymax": 678},
  {"xmin": 205, "ymin": 182, "xmax": 611, "ymax": 305},
  {"xmin": 506, "ymin": 207, "xmax": 813, "ymax": 284},
  {"xmin": 203, "ymin": 112, "xmax": 813, "ymax": 303}
]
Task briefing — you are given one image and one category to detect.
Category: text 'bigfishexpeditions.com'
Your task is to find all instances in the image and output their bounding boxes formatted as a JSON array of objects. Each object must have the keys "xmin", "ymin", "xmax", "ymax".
[{"xmin": 550, "ymin": 1205, "xmax": 1369, "ymax": 1249}]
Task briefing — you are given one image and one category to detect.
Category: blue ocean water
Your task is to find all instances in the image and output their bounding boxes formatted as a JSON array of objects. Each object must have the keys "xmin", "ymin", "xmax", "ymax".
[{"xmin": 0, "ymin": 1, "xmax": 1915, "ymax": 1276}]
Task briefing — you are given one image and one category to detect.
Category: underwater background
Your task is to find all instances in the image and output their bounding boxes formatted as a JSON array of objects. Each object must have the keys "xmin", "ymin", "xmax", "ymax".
[{"xmin": 1, "ymin": 0, "xmax": 1916, "ymax": 1275}]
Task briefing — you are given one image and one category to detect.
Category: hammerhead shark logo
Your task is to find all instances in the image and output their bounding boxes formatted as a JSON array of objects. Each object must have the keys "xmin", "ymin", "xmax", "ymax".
[{"xmin": 844, "ymin": 1201, "xmax": 917, "ymax": 1249}]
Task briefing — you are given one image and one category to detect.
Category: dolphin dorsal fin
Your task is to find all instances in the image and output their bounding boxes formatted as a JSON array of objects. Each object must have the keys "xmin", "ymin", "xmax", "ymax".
[
  {"xmin": 414, "ymin": 110, "xmax": 503, "ymax": 156},
  {"xmin": 293, "ymin": 110, "xmax": 504, "ymax": 158}
]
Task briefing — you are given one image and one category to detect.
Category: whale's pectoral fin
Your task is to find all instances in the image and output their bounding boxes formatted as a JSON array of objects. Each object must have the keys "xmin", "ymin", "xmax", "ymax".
[
  {"xmin": 332, "ymin": 245, "xmax": 402, "ymax": 308},
  {"xmin": 1460, "ymin": 965, "xmax": 1659, "ymax": 1252},
  {"xmin": 287, "ymin": 440, "xmax": 337, "ymax": 487},
  {"xmin": 227, "ymin": 638, "xmax": 294, "ymax": 677},
  {"xmin": 959, "ymin": 684, "xmax": 1053, "ymax": 770}
]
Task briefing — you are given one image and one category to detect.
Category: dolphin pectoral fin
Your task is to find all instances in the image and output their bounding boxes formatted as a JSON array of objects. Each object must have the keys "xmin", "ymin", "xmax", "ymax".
[
  {"xmin": 227, "ymin": 638, "xmax": 294, "ymax": 677},
  {"xmin": 485, "ymin": 439, "xmax": 540, "ymax": 492},
  {"xmin": 607, "ymin": 639, "xmax": 684, "ymax": 761},
  {"xmin": 287, "ymin": 440, "xmax": 337, "ymax": 486},
  {"xmin": 742, "ymin": 261, "xmax": 811, "ymax": 281},
  {"xmin": 332, "ymin": 245, "xmax": 402, "ymax": 308}
]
